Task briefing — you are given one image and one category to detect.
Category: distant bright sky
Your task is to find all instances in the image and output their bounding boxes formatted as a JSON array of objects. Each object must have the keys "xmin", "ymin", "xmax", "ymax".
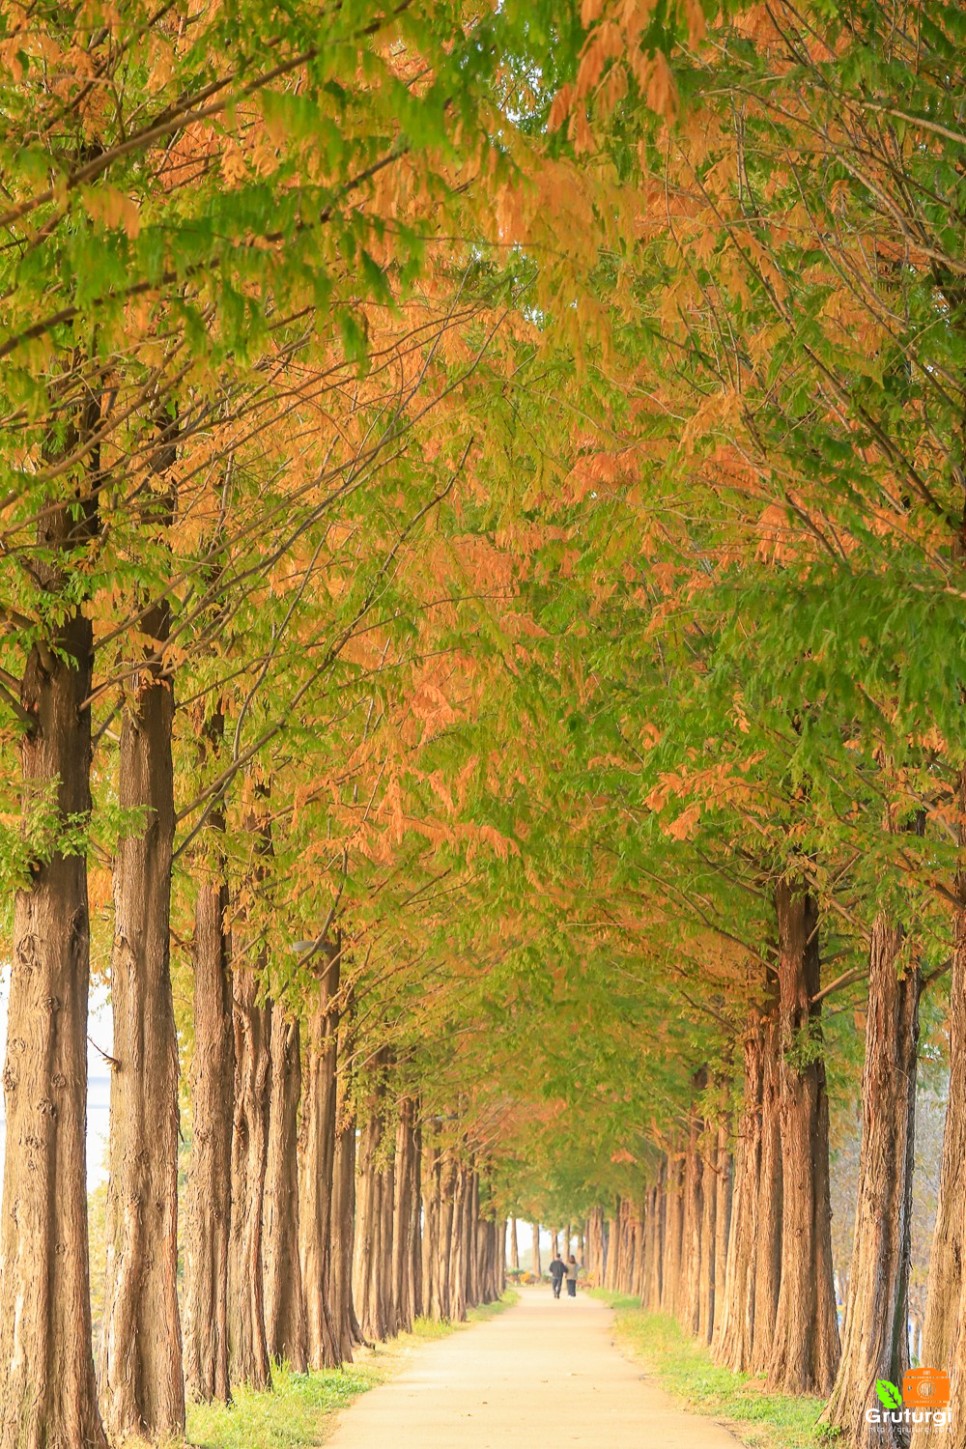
[{"xmin": 0, "ymin": 969, "xmax": 113, "ymax": 1195}]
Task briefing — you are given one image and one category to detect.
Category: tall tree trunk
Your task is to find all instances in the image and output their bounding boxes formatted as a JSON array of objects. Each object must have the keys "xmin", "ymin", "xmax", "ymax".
[
  {"xmin": 101, "ymin": 566, "xmax": 184, "ymax": 1441},
  {"xmin": 354, "ymin": 1062, "xmax": 395, "ymax": 1342},
  {"xmin": 913, "ymin": 783, "xmax": 966, "ymax": 1448},
  {"xmin": 421, "ymin": 1136, "xmax": 442, "ymax": 1317},
  {"xmin": 531, "ymin": 1221, "xmax": 541, "ymax": 1278},
  {"xmin": 331, "ymin": 1101, "xmax": 358, "ymax": 1361},
  {"xmin": 0, "ymin": 475, "xmax": 106, "ymax": 1448},
  {"xmin": 227, "ymin": 963, "xmax": 272, "ymax": 1389},
  {"xmin": 682, "ymin": 1086, "xmax": 705, "ymax": 1335},
  {"xmin": 712, "ymin": 1122, "xmax": 732, "ymax": 1345},
  {"xmin": 352, "ymin": 1105, "xmax": 380, "ymax": 1340},
  {"xmin": 509, "ymin": 1218, "xmax": 520, "ymax": 1271},
  {"xmin": 750, "ymin": 990, "xmax": 784, "ymax": 1374},
  {"xmin": 698, "ymin": 1130, "xmax": 717, "ymax": 1343},
  {"xmin": 604, "ymin": 1209, "xmax": 618, "ymax": 1291},
  {"xmin": 392, "ymin": 1098, "xmax": 421, "ymax": 1332},
  {"xmin": 448, "ymin": 1165, "xmax": 468, "ymax": 1322},
  {"xmin": 661, "ymin": 1158, "xmax": 685, "ymax": 1317},
  {"xmin": 299, "ymin": 941, "xmax": 342, "ymax": 1368},
  {"xmin": 264, "ymin": 1011, "xmax": 308, "ymax": 1371},
  {"xmin": 375, "ymin": 1148, "xmax": 397, "ymax": 1336},
  {"xmin": 823, "ymin": 913, "xmax": 920, "ymax": 1446},
  {"xmin": 183, "ymin": 861, "xmax": 234, "ymax": 1403},
  {"xmin": 768, "ymin": 882, "xmax": 840, "ymax": 1396}
]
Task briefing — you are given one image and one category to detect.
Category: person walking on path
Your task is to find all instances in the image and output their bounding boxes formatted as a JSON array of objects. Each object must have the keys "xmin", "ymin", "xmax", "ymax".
[
  {"xmin": 566, "ymin": 1255, "xmax": 580, "ymax": 1297},
  {"xmin": 549, "ymin": 1253, "xmax": 567, "ymax": 1299}
]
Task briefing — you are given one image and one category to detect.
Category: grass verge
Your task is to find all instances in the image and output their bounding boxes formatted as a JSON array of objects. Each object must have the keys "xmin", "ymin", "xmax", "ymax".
[
  {"xmin": 187, "ymin": 1291, "xmax": 519, "ymax": 1449},
  {"xmin": 594, "ymin": 1293, "xmax": 836, "ymax": 1449}
]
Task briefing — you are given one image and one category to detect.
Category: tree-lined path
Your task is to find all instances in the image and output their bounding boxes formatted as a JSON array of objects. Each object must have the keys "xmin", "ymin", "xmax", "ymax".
[
  {"xmin": 0, "ymin": 3, "xmax": 964, "ymax": 1448},
  {"xmin": 328, "ymin": 1288, "xmax": 738, "ymax": 1449}
]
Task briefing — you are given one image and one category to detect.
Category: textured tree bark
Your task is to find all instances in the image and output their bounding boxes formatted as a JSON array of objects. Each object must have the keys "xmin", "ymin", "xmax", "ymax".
[
  {"xmin": 661, "ymin": 1156, "xmax": 685, "ymax": 1318},
  {"xmin": 391, "ymin": 1098, "xmax": 422, "ymax": 1332},
  {"xmin": 711, "ymin": 1122, "xmax": 732, "ymax": 1346},
  {"xmin": 421, "ymin": 1136, "xmax": 442, "ymax": 1318},
  {"xmin": 750, "ymin": 990, "xmax": 784, "ymax": 1375},
  {"xmin": 448, "ymin": 1165, "xmax": 468, "ymax": 1322},
  {"xmin": 227, "ymin": 962, "xmax": 272, "ymax": 1389},
  {"xmin": 0, "ymin": 472, "xmax": 107, "ymax": 1449},
  {"xmin": 530, "ymin": 1220, "xmax": 541, "ymax": 1279},
  {"xmin": 378, "ymin": 1150, "xmax": 397, "ymax": 1335},
  {"xmin": 354, "ymin": 1062, "xmax": 396, "ymax": 1342},
  {"xmin": 264, "ymin": 1011, "xmax": 308, "ymax": 1371},
  {"xmin": 682, "ymin": 1088, "xmax": 705, "ymax": 1334},
  {"xmin": 299, "ymin": 941, "xmax": 341, "ymax": 1368},
  {"xmin": 437, "ymin": 1156, "xmax": 457, "ymax": 1320},
  {"xmin": 330, "ymin": 1101, "xmax": 358, "ymax": 1361},
  {"xmin": 698, "ymin": 1129, "xmax": 717, "ymax": 1343},
  {"xmin": 603, "ymin": 1207, "xmax": 619, "ymax": 1291},
  {"xmin": 465, "ymin": 1169, "xmax": 481, "ymax": 1307},
  {"xmin": 352, "ymin": 1105, "xmax": 379, "ymax": 1339},
  {"xmin": 913, "ymin": 787, "xmax": 966, "ymax": 1449},
  {"xmin": 767, "ymin": 882, "xmax": 840, "ymax": 1396},
  {"xmin": 715, "ymin": 1037, "xmax": 760, "ymax": 1370},
  {"xmin": 101, "ymin": 567, "xmax": 185, "ymax": 1441},
  {"xmin": 183, "ymin": 862, "xmax": 235, "ymax": 1403},
  {"xmin": 823, "ymin": 913, "xmax": 920, "ymax": 1447},
  {"xmin": 509, "ymin": 1217, "xmax": 520, "ymax": 1271}
]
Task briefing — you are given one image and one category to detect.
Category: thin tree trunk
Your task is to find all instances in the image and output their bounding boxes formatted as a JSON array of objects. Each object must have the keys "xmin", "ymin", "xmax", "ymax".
[
  {"xmin": 662, "ymin": 1158, "xmax": 685, "ymax": 1316},
  {"xmin": 227, "ymin": 963, "xmax": 272, "ymax": 1389},
  {"xmin": 101, "ymin": 555, "xmax": 184, "ymax": 1440},
  {"xmin": 421, "ymin": 1135, "xmax": 442, "ymax": 1317},
  {"xmin": 299, "ymin": 941, "xmax": 342, "ymax": 1368},
  {"xmin": 768, "ymin": 882, "xmax": 840, "ymax": 1396},
  {"xmin": 712, "ymin": 1122, "xmax": 732, "ymax": 1346},
  {"xmin": 183, "ymin": 862, "xmax": 235, "ymax": 1402},
  {"xmin": 392, "ymin": 1097, "xmax": 421, "ymax": 1333},
  {"xmin": 698, "ymin": 1130, "xmax": 717, "ymax": 1343},
  {"xmin": 823, "ymin": 913, "xmax": 920, "ymax": 1446},
  {"xmin": 437, "ymin": 1155, "xmax": 457, "ymax": 1320},
  {"xmin": 264, "ymin": 1011, "xmax": 308, "ymax": 1371},
  {"xmin": 509, "ymin": 1218, "xmax": 520, "ymax": 1271},
  {"xmin": 531, "ymin": 1221, "xmax": 541, "ymax": 1278},
  {"xmin": 683, "ymin": 1087, "xmax": 705, "ymax": 1334},
  {"xmin": 448, "ymin": 1166, "xmax": 468, "ymax": 1322},
  {"xmin": 331, "ymin": 1100, "xmax": 358, "ymax": 1361},
  {"xmin": 913, "ymin": 778, "xmax": 966, "ymax": 1448},
  {"xmin": 0, "ymin": 474, "xmax": 106, "ymax": 1448}
]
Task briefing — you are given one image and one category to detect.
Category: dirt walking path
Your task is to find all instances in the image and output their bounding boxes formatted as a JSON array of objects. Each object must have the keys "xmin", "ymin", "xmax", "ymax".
[{"xmin": 326, "ymin": 1286, "xmax": 740, "ymax": 1447}]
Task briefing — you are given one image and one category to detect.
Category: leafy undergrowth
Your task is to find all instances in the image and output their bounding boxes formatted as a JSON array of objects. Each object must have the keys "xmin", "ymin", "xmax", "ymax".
[
  {"xmin": 188, "ymin": 1292, "xmax": 519, "ymax": 1449},
  {"xmin": 595, "ymin": 1294, "xmax": 837, "ymax": 1449}
]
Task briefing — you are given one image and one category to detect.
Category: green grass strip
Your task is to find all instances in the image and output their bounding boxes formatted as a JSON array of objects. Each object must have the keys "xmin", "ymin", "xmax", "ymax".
[
  {"xmin": 593, "ymin": 1293, "xmax": 838, "ymax": 1448},
  {"xmin": 187, "ymin": 1292, "xmax": 520, "ymax": 1449}
]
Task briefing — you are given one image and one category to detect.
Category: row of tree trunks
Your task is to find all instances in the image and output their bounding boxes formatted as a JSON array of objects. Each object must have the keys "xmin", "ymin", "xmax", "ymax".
[{"xmin": 637, "ymin": 879, "xmax": 928, "ymax": 1448}]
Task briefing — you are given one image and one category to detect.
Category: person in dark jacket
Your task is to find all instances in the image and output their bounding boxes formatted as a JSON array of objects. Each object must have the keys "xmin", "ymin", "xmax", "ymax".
[{"xmin": 549, "ymin": 1253, "xmax": 567, "ymax": 1298}]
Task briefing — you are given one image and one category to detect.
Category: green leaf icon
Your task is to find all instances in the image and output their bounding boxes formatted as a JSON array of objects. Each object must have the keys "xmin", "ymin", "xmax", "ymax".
[{"xmin": 876, "ymin": 1380, "xmax": 902, "ymax": 1410}]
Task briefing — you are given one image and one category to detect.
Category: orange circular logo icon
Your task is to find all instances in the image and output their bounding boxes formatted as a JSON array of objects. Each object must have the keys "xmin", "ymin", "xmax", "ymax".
[{"xmin": 902, "ymin": 1368, "xmax": 950, "ymax": 1409}]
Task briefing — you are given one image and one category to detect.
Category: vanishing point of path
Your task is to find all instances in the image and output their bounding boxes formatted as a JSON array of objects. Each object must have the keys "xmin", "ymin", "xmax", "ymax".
[{"xmin": 327, "ymin": 1286, "xmax": 740, "ymax": 1448}]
